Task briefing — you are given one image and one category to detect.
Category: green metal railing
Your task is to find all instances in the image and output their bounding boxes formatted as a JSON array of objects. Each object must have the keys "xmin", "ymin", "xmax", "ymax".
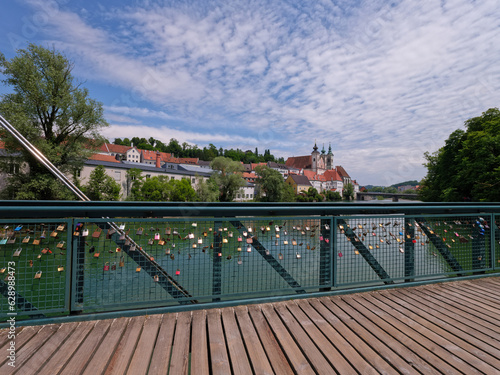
[{"xmin": 0, "ymin": 202, "xmax": 499, "ymax": 323}]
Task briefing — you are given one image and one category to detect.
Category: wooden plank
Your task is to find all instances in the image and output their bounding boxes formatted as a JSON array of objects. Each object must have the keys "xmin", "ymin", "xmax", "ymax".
[
  {"xmin": 444, "ymin": 282, "xmax": 500, "ymax": 306},
  {"xmin": 37, "ymin": 321, "xmax": 95, "ymax": 375},
  {"xmin": 234, "ymin": 306, "xmax": 274, "ymax": 375},
  {"xmin": 148, "ymin": 314, "xmax": 176, "ymax": 375},
  {"xmin": 415, "ymin": 287, "xmax": 500, "ymax": 332},
  {"xmin": 388, "ymin": 289, "xmax": 500, "ymax": 359},
  {"xmin": 189, "ymin": 310, "xmax": 209, "ymax": 375},
  {"xmin": 207, "ymin": 309, "xmax": 231, "ymax": 374},
  {"xmin": 221, "ymin": 308, "xmax": 252, "ymax": 375},
  {"xmin": 61, "ymin": 319, "xmax": 112, "ymax": 374},
  {"xmin": 364, "ymin": 292, "xmax": 500, "ymax": 374},
  {"xmin": 260, "ymin": 303, "xmax": 315, "ymax": 375},
  {"xmin": 323, "ymin": 297, "xmax": 441, "ymax": 375},
  {"xmin": 0, "ymin": 324, "xmax": 58, "ymax": 375},
  {"xmin": 82, "ymin": 318, "xmax": 129, "ymax": 375},
  {"xmin": 0, "ymin": 325, "xmax": 40, "ymax": 367},
  {"xmin": 342, "ymin": 295, "xmax": 482, "ymax": 375},
  {"xmin": 405, "ymin": 288, "xmax": 500, "ymax": 341},
  {"xmin": 18, "ymin": 322, "xmax": 79, "ymax": 375},
  {"xmin": 126, "ymin": 314, "xmax": 162, "ymax": 375},
  {"xmin": 376, "ymin": 291, "xmax": 500, "ymax": 370},
  {"xmin": 248, "ymin": 305, "xmax": 293, "ymax": 375},
  {"xmin": 434, "ymin": 284, "xmax": 500, "ymax": 317},
  {"xmin": 168, "ymin": 312, "xmax": 191, "ymax": 375},
  {"xmin": 104, "ymin": 316, "xmax": 145, "ymax": 375},
  {"xmin": 284, "ymin": 301, "xmax": 361, "ymax": 374},
  {"xmin": 298, "ymin": 299, "xmax": 403, "ymax": 375}
]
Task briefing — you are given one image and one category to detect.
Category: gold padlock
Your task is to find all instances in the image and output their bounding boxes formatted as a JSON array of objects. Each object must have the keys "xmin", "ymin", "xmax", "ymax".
[
  {"xmin": 57, "ymin": 265, "xmax": 64, "ymax": 272},
  {"xmin": 34, "ymin": 271, "xmax": 42, "ymax": 279}
]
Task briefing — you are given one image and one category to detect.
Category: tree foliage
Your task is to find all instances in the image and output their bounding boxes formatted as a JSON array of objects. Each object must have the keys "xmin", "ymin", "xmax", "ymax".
[
  {"xmin": 254, "ymin": 165, "xmax": 286, "ymax": 202},
  {"xmin": 83, "ymin": 165, "xmax": 121, "ymax": 201},
  {"xmin": 0, "ymin": 44, "xmax": 108, "ymax": 199},
  {"xmin": 420, "ymin": 108, "xmax": 500, "ymax": 202},
  {"xmin": 343, "ymin": 183, "xmax": 354, "ymax": 201},
  {"xmin": 195, "ymin": 176, "xmax": 219, "ymax": 202},
  {"xmin": 210, "ymin": 156, "xmax": 245, "ymax": 202},
  {"xmin": 126, "ymin": 172, "xmax": 197, "ymax": 202}
]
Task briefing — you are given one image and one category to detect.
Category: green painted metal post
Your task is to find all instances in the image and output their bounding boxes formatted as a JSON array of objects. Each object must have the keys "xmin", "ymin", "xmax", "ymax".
[
  {"xmin": 212, "ymin": 220, "xmax": 222, "ymax": 302},
  {"xmin": 319, "ymin": 218, "xmax": 332, "ymax": 291},
  {"xmin": 472, "ymin": 217, "xmax": 486, "ymax": 274},
  {"xmin": 404, "ymin": 217, "xmax": 415, "ymax": 282}
]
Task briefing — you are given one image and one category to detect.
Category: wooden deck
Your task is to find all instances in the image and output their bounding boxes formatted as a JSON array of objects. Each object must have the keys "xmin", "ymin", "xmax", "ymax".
[{"xmin": 1, "ymin": 277, "xmax": 500, "ymax": 374}]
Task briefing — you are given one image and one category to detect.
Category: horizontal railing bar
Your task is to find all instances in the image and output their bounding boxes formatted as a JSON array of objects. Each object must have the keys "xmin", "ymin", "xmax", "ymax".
[{"xmin": 1, "ymin": 201, "xmax": 500, "ymax": 219}]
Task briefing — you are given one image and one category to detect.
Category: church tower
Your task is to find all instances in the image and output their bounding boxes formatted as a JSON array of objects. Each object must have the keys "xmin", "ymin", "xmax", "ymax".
[
  {"xmin": 326, "ymin": 143, "xmax": 333, "ymax": 170},
  {"xmin": 311, "ymin": 142, "xmax": 320, "ymax": 173}
]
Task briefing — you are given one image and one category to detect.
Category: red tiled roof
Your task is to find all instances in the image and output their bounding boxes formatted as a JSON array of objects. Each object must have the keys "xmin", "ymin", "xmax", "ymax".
[
  {"xmin": 250, "ymin": 163, "xmax": 267, "ymax": 170},
  {"xmin": 285, "ymin": 155, "xmax": 312, "ymax": 169},
  {"xmin": 99, "ymin": 143, "xmax": 131, "ymax": 154},
  {"xmin": 89, "ymin": 154, "xmax": 121, "ymax": 163},
  {"xmin": 336, "ymin": 165, "xmax": 350, "ymax": 179},
  {"xmin": 178, "ymin": 158, "xmax": 198, "ymax": 165},
  {"xmin": 303, "ymin": 170, "xmax": 316, "ymax": 179},
  {"xmin": 324, "ymin": 169, "xmax": 342, "ymax": 181}
]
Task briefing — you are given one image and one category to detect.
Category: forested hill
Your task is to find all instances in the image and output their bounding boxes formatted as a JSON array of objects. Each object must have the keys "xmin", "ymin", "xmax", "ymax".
[{"xmin": 112, "ymin": 137, "xmax": 285, "ymax": 164}]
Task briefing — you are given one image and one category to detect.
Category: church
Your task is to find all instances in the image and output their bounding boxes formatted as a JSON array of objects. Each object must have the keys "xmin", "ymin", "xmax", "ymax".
[{"xmin": 285, "ymin": 142, "xmax": 333, "ymax": 175}]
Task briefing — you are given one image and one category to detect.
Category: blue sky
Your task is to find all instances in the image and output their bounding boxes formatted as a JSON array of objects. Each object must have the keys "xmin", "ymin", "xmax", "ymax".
[{"xmin": 1, "ymin": 0, "xmax": 499, "ymax": 186}]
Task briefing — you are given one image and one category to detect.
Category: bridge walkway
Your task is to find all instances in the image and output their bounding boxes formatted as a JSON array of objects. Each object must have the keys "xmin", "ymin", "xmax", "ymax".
[{"xmin": 1, "ymin": 277, "xmax": 500, "ymax": 374}]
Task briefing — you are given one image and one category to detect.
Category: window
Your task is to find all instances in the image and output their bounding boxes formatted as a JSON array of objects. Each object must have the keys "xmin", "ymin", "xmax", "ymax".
[
  {"xmin": 146, "ymin": 174, "xmax": 151, "ymax": 179},
  {"xmin": 237, "ymin": 194, "xmax": 240, "ymax": 198},
  {"xmin": 114, "ymin": 171, "xmax": 121, "ymax": 181},
  {"xmin": 192, "ymin": 178, "xmax": 196, "ymax": 183},
  {"xmin": 246, "ymin": 194, "xmax": 249, "ymax": 198},
  {"xmin": 8, "ymin": 163, "xmax": 19, "ymax": 174}
]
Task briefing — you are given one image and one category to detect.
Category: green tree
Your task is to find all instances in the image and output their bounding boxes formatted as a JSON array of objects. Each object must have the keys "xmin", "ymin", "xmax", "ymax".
[
  {"xmin": 195, "ymin": 176, "xmax": 219, "ymax": 202},
  {"xmin": 420, "ymin": 108, "xmax": 500, "ymax": 202},
  {"xmin": 0, "ymin": 44, "xmax": 108, "ymax": 199},
  {"xmin": 325, "ymin": 190, "xmax": 342, "ymax": 201},
  {"xmin": 343, "ymin": 183, "xmax": 354, "ymax": 201},
  {"xmin": 282, "ymin": 183, "xmax": 297, "ymax": 202},
  {"xmin": 254, "ymin": 165, "xmax": 285, "ymax": 202},
  {"xmin": 210, "ymin": 156, "xmax": 245, "ymax": 202},
  {"xmin": 168, "ymin": 178, "xmax": 196, "ymax": 201},
  {"xmin": 83, "ymin": 165, "xmax": 121, "ymax": 201}
]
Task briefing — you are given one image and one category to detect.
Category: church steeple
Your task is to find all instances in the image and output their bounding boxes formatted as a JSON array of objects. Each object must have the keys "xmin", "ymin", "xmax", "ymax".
[
  {"xmin": 328, "ymin": 143, "xmax": 332, "ymax": 155},
  {"xmin": 313, "ymin": 141, "xmax": 318, "ymax": 153},
  {"xmin": 321, "ymin": 143, "xmax": 326, "ymax": 155}
]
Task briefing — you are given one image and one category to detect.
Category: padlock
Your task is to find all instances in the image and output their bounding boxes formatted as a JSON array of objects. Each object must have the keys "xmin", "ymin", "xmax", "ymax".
[
  {"xmin": 92, "ymin": 227, "xmax": 102, "ymax": 238},
  {"xmin": 246, "ymin": 246, "xmax": 252, "ymax": 252},
  {"xmin": 197, "ymin": 237, "xmax": 203, "ymax": 244},
  {"xmin": 283, "ymin": 240, "xmax": 288, "ymax": 245},
  {"xmin": 136, "ymin": 227, "xmax": 144, "ymax": 235},
  {"xmin": 158, "ymin": 238, "xmax": 165, "ymax": 245},
  {"xmin": 0, "ymin": 267, "xmax": 5, "ymax": 273},
  {"xmin": 148, "ymin": 238, "xmax": 154, "ymax": 245},
  {"xmin": 130, "ymin": 244, "xmax": 136, "ymax": 251},
  {"xmin": 292, "ymin": 240, "xmax": 297, "ymax": 246},
  {"xmin": 82, "ymin": 229, "xmax": 89, "ymax": 237},
  {"xmin": 57, "ymin": 265, "xmax": 64, "ymax": 272},
  {"xmin": 119, "ymin": 224, "xmax": 126, "ymax": 230},
  {"xmin": 40, "ymin": 230, "xmax": 46, "ymax": 239},
  {"xmin": 278, "ymin": 253, "xmax": 283, "ymax": 260},
  {"xmin": 237, "ymin": 236, "xmax": 242, "ymax": 242},
  {"xmin": 237, "ymin": 247, "xmax": 242, "ymax": 252},
  {"xmin": 50, "ymin": 230, "xmax": 59, "ymax": 238},
  {"xmin": 170, "ymin": 254, "xmax": 175, "ymax": 260},
  {"xmin": 222, "ymin": 237, "xmax": 228, "ymax": 243},
  {"xmin": 22, "ymin": 236, "xmax": 30, "ymax": 244},
  {"xmin": 246, "ymin": 237, "xmax": 253, "ymax": 244},
  {"xmin": 119, "ymin": 256, "xmax": 125, "ymax": 267},
  {"xmin": 56, "ymin": 241, "xmax": 65, "ymax": 249},
  {"xmin": 13, "ymin": 248, "xmax": 22, "ymax": 257},
  {"xmin": 175, "ymin": 269, "xmax": 180, "ymax": 276},
  {"xmin": 165, "ymin": 227, "xmax": 171, "ymax": 235},
  {"xmin": 29, "ymin": 260, "xmax": 33, "ymax": 267},
  {"xmin": 155, "ymin": 233, "xmax": 160, "ymax": 240},
  {"xmin": 237, "ymin": 257, "xmax": 243, "ymax": 265},
  {"xmin": 0, "ymin": 237, "xmax": 7, "ymax": 245},
  {"xmin": 154, "ymin": 275, "xmax": 159, "ymax": 282},
  {"xmin": 34, "ymin": 271, "xmax": 42, "ymax": 279},
  {"xmin": 111, "ymin": 262, "xmax": 117, "ymax": 271},
  {"xmin": 14, "ymin": 225, "xmax": 23, "ymax": 231},
  {"xmin": 57, "ymin": 224, "xmax": 65, "ymax": 231},
  {"xmin": 93, "ymin": 252, "xmax": 100, "ymax": 258},
  {"xmin": 136, "ymin": 266, "xmax": 141, "ymax": 272},
  {"xmin": 192, "ymin": 222, "xmax": 197, "ymax": 227}
]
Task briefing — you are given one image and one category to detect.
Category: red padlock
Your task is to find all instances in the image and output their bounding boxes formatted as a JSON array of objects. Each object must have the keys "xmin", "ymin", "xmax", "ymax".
[
  {"xmin": 175, "ymin": 269, "xmax": 180, "ymax": 276},
  {"xmin": 103, "ymin": 262, "xmax": 110, "ymax": 271}
]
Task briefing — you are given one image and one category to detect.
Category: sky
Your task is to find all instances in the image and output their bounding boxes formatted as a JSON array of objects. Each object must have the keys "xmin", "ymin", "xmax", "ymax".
[{"xmin": 1, "ymin": 0, "xmax": 499, "ymax": 186}]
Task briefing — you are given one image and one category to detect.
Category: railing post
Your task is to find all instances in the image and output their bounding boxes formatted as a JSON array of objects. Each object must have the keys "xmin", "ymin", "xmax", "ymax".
[
  {"xmin": 404, "ymin": 216, "xmax": 415, "ymax": 282},
  {"xmin": 70, "ymin": 222, "xmax": 85, "ymax": 314},
  {"xmin": 472, "ymin": 216, "xmax": 487, "ymax": 274},
  {"xmin": 212, "ymin": 220, "xmax": 222, "ymax": 302},
  {"xmin": 319, "ymin": 217, "xmax": 332, "ymax": 291}
]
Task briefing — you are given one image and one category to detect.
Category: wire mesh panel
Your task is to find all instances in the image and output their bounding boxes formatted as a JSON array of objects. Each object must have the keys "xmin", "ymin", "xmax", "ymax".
[
  {"xmin": 72, "ymin": 217, "xmax": 333, "ymax": 313},
  {"xmin": 335, "ymin": 214, "xmax": 494, "ymax": 288},
  {"xmin": 0, "ymin": 220, "xmax": 71, "ymax": 320},
  {"xmin": 495, "ymin": 215, "xmax": 500, "ymax": 271}
]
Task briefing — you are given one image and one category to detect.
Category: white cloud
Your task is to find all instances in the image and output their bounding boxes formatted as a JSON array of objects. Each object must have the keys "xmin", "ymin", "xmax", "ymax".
[{"xmin": 13, "ymin": 0, "xmax": 500, "ymax": 185}]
